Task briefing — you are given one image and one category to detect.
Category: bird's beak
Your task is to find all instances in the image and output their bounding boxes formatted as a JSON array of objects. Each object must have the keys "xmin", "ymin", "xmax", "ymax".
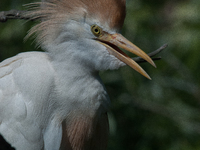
[{"xmin": 97, "ymin": 32, "xmax": 156, "ymax": 80}]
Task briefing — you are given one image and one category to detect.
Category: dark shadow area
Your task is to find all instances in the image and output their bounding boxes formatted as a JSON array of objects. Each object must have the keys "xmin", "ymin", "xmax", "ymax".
[{"xmin": 0, "ymin": 135, "xmax": 15, "ymax": 150}]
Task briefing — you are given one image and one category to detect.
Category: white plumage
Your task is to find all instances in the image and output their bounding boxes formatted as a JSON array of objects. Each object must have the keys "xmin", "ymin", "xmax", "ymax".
[{"xmin": 0, "ymin": 0, "xmax": 155, "ymax": 149}]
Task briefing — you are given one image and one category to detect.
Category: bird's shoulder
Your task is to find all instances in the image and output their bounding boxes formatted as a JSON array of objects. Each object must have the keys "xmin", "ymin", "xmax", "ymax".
[
  {"xmin": 0, "ymin": 51, "xmax": 53, "ymax": 78},
  {"xmin": 0, "ymin": 51, "xmax": 55, "ymax": 86},
  {"xmin": 0, "ymin": 51, "xmax": 55, "ymax": 104}
]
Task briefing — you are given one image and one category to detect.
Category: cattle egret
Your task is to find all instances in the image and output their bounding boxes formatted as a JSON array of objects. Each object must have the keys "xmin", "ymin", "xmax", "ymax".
[{"xmin": 0, "ymin": 0, "xmax": 156, "ymax": 149}]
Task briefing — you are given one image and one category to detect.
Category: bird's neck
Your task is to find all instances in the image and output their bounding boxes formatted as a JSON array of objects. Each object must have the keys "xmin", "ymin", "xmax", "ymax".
[{"xmin": 46, "ymin": 41, "xmax": 110, "ymax": 116}]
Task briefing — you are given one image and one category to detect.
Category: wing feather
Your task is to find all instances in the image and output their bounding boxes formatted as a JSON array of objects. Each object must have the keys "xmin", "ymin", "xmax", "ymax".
[{"xmin": 0, "ymin": 52, "xmax": 56, "ymax": 150}]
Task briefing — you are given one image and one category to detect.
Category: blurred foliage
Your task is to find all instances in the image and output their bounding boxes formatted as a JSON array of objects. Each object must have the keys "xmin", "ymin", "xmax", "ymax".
[{"xmin": 1, "ymin": 0, "xmax": 200, "ymax": 150}]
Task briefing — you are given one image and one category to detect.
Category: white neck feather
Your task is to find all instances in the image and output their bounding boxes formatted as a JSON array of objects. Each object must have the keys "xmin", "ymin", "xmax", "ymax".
[{"xmin": 46, "ymin": 42, "xmax": 111, "ymax": 120}]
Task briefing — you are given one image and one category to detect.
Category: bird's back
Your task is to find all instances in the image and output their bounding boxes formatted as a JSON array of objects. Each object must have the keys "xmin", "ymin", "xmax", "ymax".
[{"xmin": 0, "ymin": 52, "xmax": 56, "ymax": 150}]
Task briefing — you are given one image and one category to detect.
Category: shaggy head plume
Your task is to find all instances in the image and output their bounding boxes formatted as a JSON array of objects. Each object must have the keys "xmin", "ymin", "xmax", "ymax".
[{"xmin": 24, "ymin": 0, "xmax": 126, "ymax": 47}]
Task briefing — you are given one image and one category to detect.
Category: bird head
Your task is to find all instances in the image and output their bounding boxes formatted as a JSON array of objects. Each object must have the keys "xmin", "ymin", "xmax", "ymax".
[{"xmin": 25, "ymin": 0, "xmax": 156, "ymax": 79}]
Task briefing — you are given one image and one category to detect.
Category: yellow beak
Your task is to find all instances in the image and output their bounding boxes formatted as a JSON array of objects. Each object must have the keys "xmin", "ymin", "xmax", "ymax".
[{"xmin": 97, "ymin": 32, "xmax": 156, "ymax": 80}]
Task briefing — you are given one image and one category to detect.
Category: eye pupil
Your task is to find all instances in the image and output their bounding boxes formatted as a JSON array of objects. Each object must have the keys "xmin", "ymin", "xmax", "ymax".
[{"xmin": 94, "ymin": 29, "xmax": 99, "ymax": 33}]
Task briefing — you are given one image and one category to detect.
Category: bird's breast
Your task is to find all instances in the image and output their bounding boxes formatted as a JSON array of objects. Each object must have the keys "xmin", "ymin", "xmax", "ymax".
[{"xmin": 52, "ymin": 66, "xmax": 111, "ymax": 117}]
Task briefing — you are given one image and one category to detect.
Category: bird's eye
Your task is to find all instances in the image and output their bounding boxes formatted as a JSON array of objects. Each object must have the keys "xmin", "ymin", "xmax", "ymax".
[{"xmin": 91, "ymin": 25, "xmax": 102, "ymax": 37}]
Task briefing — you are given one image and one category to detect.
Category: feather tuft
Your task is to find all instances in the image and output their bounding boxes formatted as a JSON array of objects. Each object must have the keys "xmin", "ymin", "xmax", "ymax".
[{"xmin": 24, "ymin": 0, "xmax": 126, "ymax": 47}]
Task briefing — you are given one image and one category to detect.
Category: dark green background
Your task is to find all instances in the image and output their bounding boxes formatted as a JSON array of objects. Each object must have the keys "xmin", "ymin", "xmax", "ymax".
[{"xmin": 1, "ymin": 0, "xmax": 200, "ymax": 149}]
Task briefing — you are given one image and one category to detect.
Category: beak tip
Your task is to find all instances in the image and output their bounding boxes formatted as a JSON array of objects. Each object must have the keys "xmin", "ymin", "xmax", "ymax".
[
  {"xmin": 150, "ymin": 61, "xmax": 157, "ymax": 68},
  {"xmin": 142, "ymin": 72, "xmax": 152, "ymax": 80},
  {"xmin": 146, "ymin": 75, "xmax": 152, "ymax": 80}
]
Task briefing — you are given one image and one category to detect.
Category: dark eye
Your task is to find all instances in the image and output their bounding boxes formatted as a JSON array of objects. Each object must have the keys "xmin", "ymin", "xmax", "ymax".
[{"xmin": 91, "ymin": 25, "xmax": 102, "ymax": 37}]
